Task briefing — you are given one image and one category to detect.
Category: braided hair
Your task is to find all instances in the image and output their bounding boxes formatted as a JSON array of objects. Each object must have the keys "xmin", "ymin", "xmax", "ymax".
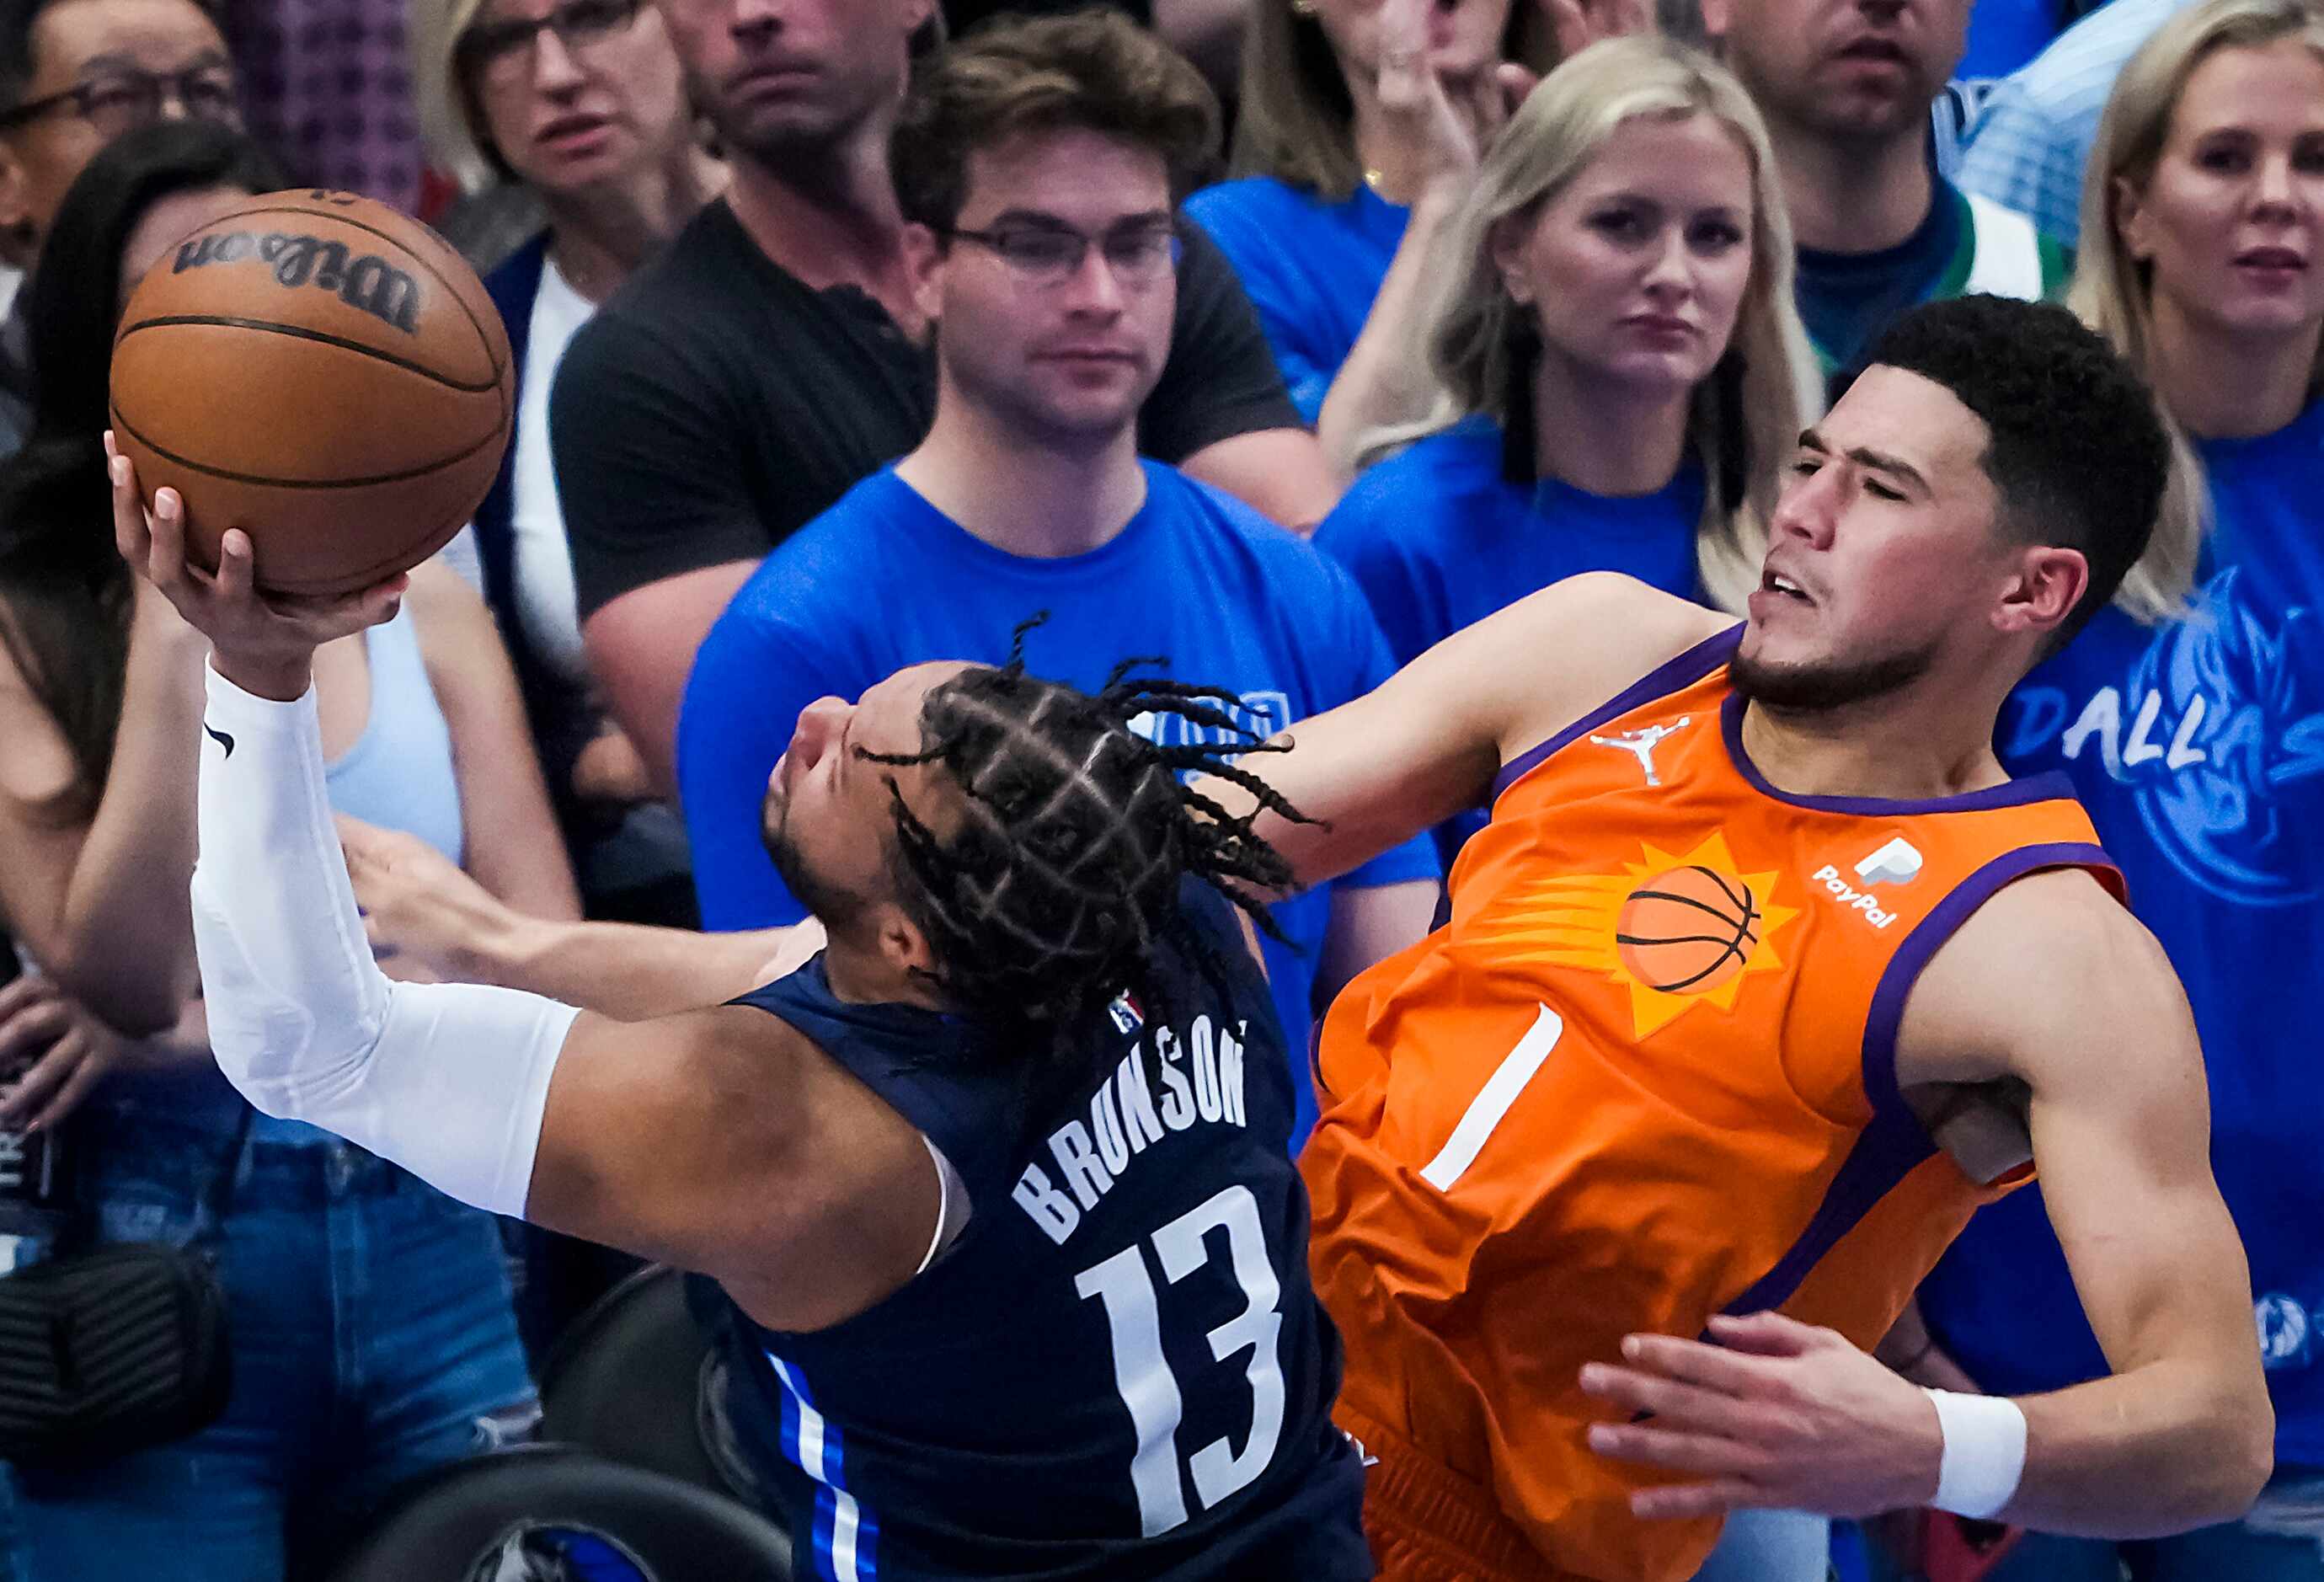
[{"xmin": 857, "ymin": 621, "xmax": 1318, "ymax": 1065}]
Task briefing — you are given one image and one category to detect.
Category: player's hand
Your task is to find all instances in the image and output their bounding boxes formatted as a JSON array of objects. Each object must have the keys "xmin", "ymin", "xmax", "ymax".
[
  {"xmin": 1579, "ymin": 1310, "xmax": 1944, "ymax": 1520},
  {"xmin": 1535, "ymin": 0, "xmax": 1657, "ymax": 61},
  {"xmin": 0, "ymin": 975, "xmax": 128, "ymax": 1133},
  {"xmin": 109, "ymin": 431, "xmax": 408, "ymax": 702},
  {"xmin": 339, "ymin": 815, "xmax": 517, "ymax": 984}
]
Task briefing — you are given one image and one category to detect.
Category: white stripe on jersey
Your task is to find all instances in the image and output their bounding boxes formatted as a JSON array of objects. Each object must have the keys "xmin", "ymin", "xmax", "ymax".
[{"xmin": 772, "ymin": 1353, "xmax": 868, "ymax": 1582}]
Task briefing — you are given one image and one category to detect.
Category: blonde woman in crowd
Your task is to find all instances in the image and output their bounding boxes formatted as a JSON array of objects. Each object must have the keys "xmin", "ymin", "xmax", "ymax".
[
  {"xmin": 1185, "ymin": 0, "xmax": 1641, "ymax": 479},
  {"xmin": 1316, "ymin": 36, "xmax": 1819, "ymax": 859},
  {"xmin": 1890, "ymin": 1, "xmax": 2324, "ymax": 1576}
]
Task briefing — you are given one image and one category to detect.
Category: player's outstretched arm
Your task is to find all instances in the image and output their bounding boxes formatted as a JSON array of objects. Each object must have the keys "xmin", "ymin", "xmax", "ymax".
[
  {"xmin": 1190, "ymin": 573, "xmax": 1726, "ymax": 889},
  {"xmin": 338, "ymin": 814, "xmax": 825, "ymax": 1020},
  {"xmin": 1919, "ymin": 874, "xmax": 2272, "ymax": 1535},
  {"xmin": 124, "ymin": 460, "xmax": 939, "ymax": 1329},
  {"xmin": 1578, "ymin": 872, "xmax": 2268, "ymax": 1536}
]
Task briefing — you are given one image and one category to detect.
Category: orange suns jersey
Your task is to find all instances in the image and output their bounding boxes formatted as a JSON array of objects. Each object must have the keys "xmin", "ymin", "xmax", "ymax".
[{"xmin": 1302, "ymin": 626, "xmax": 2123, "ymax": 1582}]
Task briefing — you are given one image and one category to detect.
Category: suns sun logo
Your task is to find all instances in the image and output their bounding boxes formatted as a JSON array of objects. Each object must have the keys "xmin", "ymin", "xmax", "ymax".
[{"xmin": 1463, "ymin": 831, "xmax": 1798, "ymax": 1037}]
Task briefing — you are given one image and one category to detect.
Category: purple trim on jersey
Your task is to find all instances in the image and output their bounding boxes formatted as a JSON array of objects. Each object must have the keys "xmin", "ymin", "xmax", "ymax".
[
  {"xmin": 1720, "ymin": 1105, "xmax": 1934, "ymax": 1319},
  {"xmin": 1718, "ymin": 839, "xmax": 2114, "ymax": 1320},
  {"xmin": 1859, "ymin": 841, "xmax": 2115, "ymax": 1115},
  {"xmin": 1490, "ymin": 625, "xmax": 1745, "ymax": 803},
  {"xmin": 1720, "ymin": 692, "xmax": 2084, "ymax": 816}
]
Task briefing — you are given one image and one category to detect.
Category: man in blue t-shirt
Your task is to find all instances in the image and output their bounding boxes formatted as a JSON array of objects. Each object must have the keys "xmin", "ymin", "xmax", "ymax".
[
  {"xmin": 1722, "ymin": 0, "xmax": 2069, "ymax": 377},
  {"xmin": 677, "ymin": 11, "xmax": 1438, "ymax": 1145}
]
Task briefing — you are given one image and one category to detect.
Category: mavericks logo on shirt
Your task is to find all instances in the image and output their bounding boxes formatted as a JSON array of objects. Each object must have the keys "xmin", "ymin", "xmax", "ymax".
[
  {"xmin": 1129, "ymin": 691, "xmax": 1290, "ymax": 752},
  {"xmin": 2002, "ymin": 567, "xmax": 2324, "ymax": 906}
]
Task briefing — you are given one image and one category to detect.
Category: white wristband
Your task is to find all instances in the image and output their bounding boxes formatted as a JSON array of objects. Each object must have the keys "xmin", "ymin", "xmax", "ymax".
[{"xmin": 1925, "ymin": 1388, "xmax": 2029, "ymax": 1519}]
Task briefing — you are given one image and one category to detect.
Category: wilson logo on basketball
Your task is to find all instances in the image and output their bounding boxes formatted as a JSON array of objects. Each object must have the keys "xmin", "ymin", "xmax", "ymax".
[
  {"xmin": 172, "ymin": 231, "xmax": 423, "ymax": 336},
  {"xmin": 1465, "ymin": 831, "xmax": 1799, "ymax": 1037}
]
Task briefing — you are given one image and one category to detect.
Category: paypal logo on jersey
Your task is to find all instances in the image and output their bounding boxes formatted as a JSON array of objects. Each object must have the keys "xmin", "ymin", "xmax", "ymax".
[
  {"xmin": 2001, "ymin": 569, "xmax": 2324, "ymax": 906},
  {"xmin": 1854, "ymin": 836, "xmax": 1924, "ymax": 888},
  {"xmin": 1808, "ymin": 836, "xmax": 1922, "ymax": 930}
]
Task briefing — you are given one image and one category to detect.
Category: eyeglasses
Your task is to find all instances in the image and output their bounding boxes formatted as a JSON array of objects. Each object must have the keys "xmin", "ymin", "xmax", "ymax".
[
  {"xmin": 0, "ymin": 66, "xmax": 240, "ymax": 138},
  {"xmin": 948, "ymin": 223, "xmax": 1185, "ymax": 290},
  {"xmin": 459, "ymin": 0, "xmax": 643, "ymax": 85}
]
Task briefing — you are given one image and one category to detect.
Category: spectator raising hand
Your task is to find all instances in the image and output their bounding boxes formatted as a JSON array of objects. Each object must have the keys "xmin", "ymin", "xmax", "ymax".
[{"xmin": 1191, "ymin": 0, "xmax": 1650, "ymax": 481}]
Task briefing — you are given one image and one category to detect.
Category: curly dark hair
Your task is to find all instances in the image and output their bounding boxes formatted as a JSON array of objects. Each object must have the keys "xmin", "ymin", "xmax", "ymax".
[
  {"xmin": 1861, "ymin": 295, "xmax": 2171, "ymax": 652},
  {"xmin": 857, "ymin": 623, "xmax": 1315, "ymax": 1063},
  {"xmin": 890, "ymin": 8, "xmax": 1221, "ymax": 236}
]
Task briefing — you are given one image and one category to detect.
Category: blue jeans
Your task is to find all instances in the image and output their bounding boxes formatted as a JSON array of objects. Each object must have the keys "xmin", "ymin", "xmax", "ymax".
[
  {"xmin": 17, "ymin": 1077, "xmax": 537, "ymax": 1581},
  {"xmin": 1693, "ymin": 1508, "xmax": 1833, "ymax": 1580}
]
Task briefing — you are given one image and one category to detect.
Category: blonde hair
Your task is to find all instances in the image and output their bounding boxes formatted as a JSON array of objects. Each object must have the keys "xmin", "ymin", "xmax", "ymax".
[
  {"xmin": 1231, "ymin": 2, "xmax": 1558, "ymax": 200},
  {"xmin": 411, "ymin": 0, "xmax": 503, "ymax": 195},
  {"xmin": 2071, "ymin": 0, "xmax": 2324, "ymax": 621},
  {"xmin": 1359, "ymin": 37, "xmax": 1819, "ymax": 613}
]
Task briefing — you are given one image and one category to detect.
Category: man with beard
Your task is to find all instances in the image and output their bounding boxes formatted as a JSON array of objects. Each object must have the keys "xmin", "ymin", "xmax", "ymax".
[
  {"xmin": 1718, "ymin": 0, "xmax": 2070, "ymax": 377},
  {"xmin": 1193, "ymin": 297, "xmax": 2273, "ymax": 1582},
  {"xmin": 548, "ymin": 0, "xmax": 1337, "ymax": 791}
]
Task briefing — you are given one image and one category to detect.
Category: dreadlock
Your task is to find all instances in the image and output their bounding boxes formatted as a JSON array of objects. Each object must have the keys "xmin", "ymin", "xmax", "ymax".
[{"xmin": 858, "ymin": 618, "xmax": 1318, "ymax": 1066}]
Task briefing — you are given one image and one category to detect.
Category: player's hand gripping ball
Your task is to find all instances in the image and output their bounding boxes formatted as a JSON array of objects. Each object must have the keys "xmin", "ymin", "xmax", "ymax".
[{"xmin": 107, "ymin": 189, "xmax": 514, "ymax": 596}]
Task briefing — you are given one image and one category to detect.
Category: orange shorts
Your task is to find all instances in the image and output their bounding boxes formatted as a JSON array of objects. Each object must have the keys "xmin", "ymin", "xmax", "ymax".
[{"xmin": 1338, "ymin": 1406, "xmax": 1571, "ymax": 1582}]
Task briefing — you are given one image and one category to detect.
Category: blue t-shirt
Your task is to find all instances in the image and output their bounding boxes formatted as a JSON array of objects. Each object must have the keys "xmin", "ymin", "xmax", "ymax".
[
  {"xmin": 1183, "ymin": 177, "xmax": 1408, "ymax": 424},
  {"xmin": 1918, "ymin": 397, "xmax": 2324, "ymax": 1468},
  {"xmin": 678, "ymin": 462, "xmax": 1440, "ymax": 1145},
  {"xmin": 1958, "ymin": 0, "xmax": 2068, "ymax": 78},
  {"xmin": 1315, "ymin": 416, "xmax": 1707, "ymax": 863}
]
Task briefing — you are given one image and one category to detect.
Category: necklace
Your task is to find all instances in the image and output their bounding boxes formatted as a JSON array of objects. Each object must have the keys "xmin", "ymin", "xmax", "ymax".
[{"xmin": 1362, "ymin": 167, "xmax": 1397, "ymax": 201}]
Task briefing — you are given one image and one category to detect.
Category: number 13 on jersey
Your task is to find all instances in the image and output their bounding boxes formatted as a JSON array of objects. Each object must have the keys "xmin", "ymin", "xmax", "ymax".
[{"xmin": 1076, "ymin": 1184, "xmax": 1288, "ymax": 1536}]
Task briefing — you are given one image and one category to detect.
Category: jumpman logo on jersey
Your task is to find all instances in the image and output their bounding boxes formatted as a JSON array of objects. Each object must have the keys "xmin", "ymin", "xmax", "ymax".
[{"xmin": 1589, "ymin": 717, "xmax": 1691, "ymax": 787}]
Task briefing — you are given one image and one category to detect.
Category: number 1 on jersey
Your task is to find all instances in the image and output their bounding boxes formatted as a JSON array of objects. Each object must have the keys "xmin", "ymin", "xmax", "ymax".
[{"xmin": 1419, "ymin": 1003, "xmax": 1566, "ymax": 1191}]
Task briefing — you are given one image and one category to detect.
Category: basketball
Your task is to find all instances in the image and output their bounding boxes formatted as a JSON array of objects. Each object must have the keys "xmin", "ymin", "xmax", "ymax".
[
  {"xmin": 1616, "ymin": 865, "xmax": 1761, "ymax": 995},
  {"xmin": 108, "ymin": 190, "xmax": 514, "ymax": 596}
]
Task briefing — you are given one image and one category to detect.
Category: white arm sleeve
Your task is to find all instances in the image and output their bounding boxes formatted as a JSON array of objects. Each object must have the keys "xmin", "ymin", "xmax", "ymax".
[{"xmin": 192, "ymin": 660, "xmax": 580, "ymax": 1217}]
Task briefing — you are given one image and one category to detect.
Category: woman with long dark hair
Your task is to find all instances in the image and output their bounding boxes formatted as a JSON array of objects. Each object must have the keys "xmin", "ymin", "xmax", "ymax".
[{"xmin": 0, "ymin": 119, "xmax": 580, "ymax": 1579}]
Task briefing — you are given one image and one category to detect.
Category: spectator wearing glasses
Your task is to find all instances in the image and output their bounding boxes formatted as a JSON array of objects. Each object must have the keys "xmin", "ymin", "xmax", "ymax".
[
  {"xmin": 413, "ymin": 0, "xmax": 719, "ymax": 925},
  {"xmin": 0, "ymin": 0, "xmax": 238, "ymax": 454},
  {"xmin": 548, "ymin": 0, "xmax": 1340, "ymax": 799},
  {"xmin": 677, "ymin": 9, "xmax": 1440, "ymax": 1152}
]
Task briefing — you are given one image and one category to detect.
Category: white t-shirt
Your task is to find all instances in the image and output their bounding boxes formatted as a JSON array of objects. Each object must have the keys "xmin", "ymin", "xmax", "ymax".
[
  {"xmin": 510, "ymin": 256, "xmax": 598, "ymax": 685},
  {"xmin": 0, "ymin": 265, "xmax": 22, "ymax": 322}
]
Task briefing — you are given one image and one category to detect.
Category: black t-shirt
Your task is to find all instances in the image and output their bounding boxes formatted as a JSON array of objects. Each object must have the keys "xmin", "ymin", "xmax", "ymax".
[{"xmin": 550, "ymin": 200, "xmax": 1298, "ymax": 622}]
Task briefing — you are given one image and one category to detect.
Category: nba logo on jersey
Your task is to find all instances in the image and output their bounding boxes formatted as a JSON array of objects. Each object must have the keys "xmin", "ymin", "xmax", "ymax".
[{"xmin": 1107, "ymin": 992, "xmax": 1146, "ymax": 1035}]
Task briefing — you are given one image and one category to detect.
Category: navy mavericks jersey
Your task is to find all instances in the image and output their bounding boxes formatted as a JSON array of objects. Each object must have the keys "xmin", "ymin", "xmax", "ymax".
[{"xmin": 718, "ymin": 880, "xmax": 1371, "ymax": 1581}]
